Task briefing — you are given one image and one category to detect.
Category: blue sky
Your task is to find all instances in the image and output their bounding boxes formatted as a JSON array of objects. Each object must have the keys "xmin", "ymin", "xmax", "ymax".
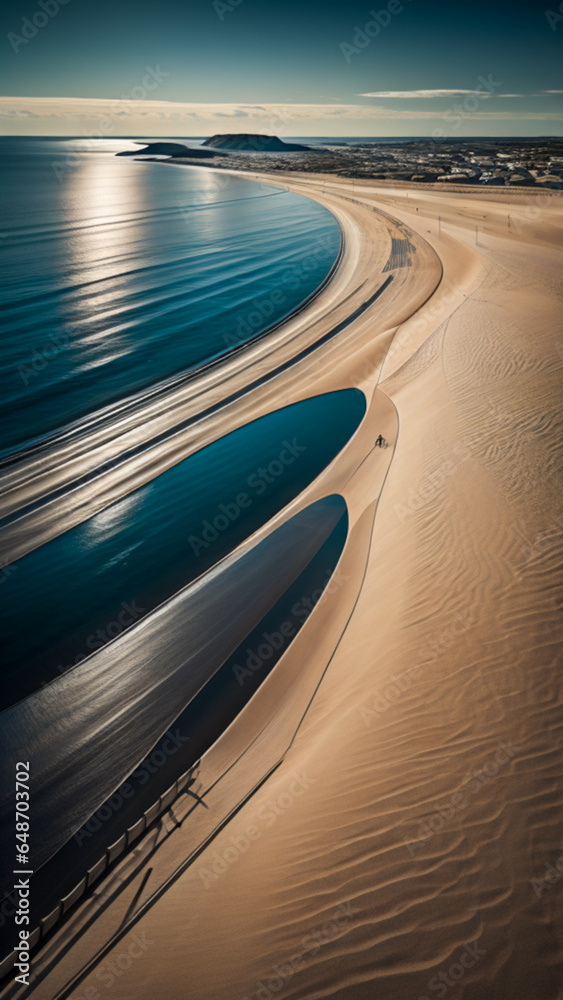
[{"xmin": 1, "ymin": 0, "xmax": 562, "ymax": 135}]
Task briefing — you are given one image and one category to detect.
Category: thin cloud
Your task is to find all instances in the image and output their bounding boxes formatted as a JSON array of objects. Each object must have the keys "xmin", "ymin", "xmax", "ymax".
[
  {"xmin": 0, "ymin": 97, "xmax": 562, "ymax": 124},
  {"xmin": 358, "ymin": 89, "xmax": 484, "ymax": 98}
]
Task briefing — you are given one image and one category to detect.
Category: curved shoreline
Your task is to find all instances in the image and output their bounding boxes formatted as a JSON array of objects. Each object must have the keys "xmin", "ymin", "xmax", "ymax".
[
  {"xmin": 0, "ymin": 179, "xmax": 344, "ymax": 467},
  {"xmin": 0, "ymin": 175, "xmax": 440, "ymax": 560},
  {"xmin": 0, "ymin": 499, "xmax": 350, "ymax": 955}
]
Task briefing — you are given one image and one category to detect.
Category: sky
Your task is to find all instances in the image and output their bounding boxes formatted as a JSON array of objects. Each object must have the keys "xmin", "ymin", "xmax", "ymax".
[{"xmin": 1, "ymin": 0, "xmax": 562, "ymax": 137}]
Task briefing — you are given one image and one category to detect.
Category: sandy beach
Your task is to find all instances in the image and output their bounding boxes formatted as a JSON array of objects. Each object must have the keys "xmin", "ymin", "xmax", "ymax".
[{"xmin": 4, "ymin": 171, "xmax": 562, "ymax": 1000}]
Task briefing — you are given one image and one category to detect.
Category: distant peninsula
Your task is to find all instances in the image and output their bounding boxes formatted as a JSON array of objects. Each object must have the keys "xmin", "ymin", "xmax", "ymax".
[
  {"xmin": 202, "ymin": 134, "xmax": 313, "ymax": 152},
  {"xmin": 116, "ymin": 142, "xmax": 222, "ymax": 158}
]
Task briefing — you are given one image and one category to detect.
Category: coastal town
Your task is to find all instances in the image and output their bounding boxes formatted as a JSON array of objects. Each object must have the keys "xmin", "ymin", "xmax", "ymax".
[{"xmin": 160, "ymin": 135, "xmax": 563, "ymax": 189}]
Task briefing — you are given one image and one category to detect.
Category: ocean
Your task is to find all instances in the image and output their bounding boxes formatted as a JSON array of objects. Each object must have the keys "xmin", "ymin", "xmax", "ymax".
[{"xmin": 0, "ymin": 138, "xmax": 341, "ymax": 453}]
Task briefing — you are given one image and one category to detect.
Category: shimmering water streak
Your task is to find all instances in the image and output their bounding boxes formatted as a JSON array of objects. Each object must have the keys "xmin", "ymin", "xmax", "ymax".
[{"xmin": 0, "ymin": 138, "xmax": 341, "ymax": 452}]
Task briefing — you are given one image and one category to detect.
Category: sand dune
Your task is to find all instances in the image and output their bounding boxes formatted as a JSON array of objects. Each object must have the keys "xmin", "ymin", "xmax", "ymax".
[{"xmin": 10, "ymin": 175, "xmax": 563, "ymax": 1000}]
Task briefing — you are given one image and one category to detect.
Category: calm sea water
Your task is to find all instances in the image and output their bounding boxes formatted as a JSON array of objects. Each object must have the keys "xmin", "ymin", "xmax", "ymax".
[
  {"xmin": 2, "ymin": 389, "xmax": 365, "ymax": 707},
  {"xmin": 0, "ymin": 138, "xmax": 341, "ymax": 453},
  {"xmin": 0, "ymin": 496, "xmax": 349, "ymax": 916}
]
